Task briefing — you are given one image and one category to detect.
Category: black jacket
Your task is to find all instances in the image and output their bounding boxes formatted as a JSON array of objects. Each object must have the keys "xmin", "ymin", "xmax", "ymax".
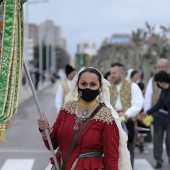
[{"xmin": 147, "ymin": 87, "xmax": 170, "ymax": 122}]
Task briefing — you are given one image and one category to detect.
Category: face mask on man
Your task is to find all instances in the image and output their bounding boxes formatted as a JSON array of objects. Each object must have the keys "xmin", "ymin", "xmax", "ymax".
[
  {"xmin": 156, "ymin": 83, "xmax": 163, "ymax": 89},
  {"xmin": 78, "ymin": 87, "xmax": 100, "ymax": 102}
]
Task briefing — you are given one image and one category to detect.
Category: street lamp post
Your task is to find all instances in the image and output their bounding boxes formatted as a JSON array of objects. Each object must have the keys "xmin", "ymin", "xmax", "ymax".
[
  {"xmin": 50, "ymin": 44, "xmax": 54, "ymax": 73},
  {"xmin": 51, "ymin": 44, "xmax": 56, "ymax": 73},
  {"xmin": 38, "ymin": 27, "xmax": 43, "ymax": 75},
  {"xmin": 25, "ymin": 0, "xmax": 49, "ymax": 75},
  {"xmin": 25, "ymin": 1, "xmax": 29, "ymax": 69},
  {"xmin": 46, "ymin": 43, "xmax": 50, "ymax": 74}
]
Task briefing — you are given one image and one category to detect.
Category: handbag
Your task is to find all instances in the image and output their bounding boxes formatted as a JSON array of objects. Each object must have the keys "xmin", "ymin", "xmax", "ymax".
[{"xmin": 61, "ymin": 103, "xmax": 103, "ymax": 170}]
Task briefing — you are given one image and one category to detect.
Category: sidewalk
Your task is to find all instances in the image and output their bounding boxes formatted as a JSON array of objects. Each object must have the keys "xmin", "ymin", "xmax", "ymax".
[{"xmin": 18, "ymin": 81, "xmax": 51, "ymax": 104}]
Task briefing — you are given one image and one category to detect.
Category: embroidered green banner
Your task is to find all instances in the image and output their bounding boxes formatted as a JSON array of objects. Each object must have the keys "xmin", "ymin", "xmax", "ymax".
[{"xmin": 0, "ymin": 0, "xmax": 26, "ymax": 141}]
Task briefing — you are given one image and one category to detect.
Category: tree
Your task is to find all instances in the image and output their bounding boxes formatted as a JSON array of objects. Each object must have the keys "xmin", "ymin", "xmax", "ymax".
[{"xmin": 91, "ymin": 23, "xmax": 170, "ymax": 84}]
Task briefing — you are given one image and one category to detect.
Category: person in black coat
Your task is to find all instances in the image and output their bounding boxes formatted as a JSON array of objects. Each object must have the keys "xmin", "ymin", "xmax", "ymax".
[
  {"xmin": 34, "ymin": 69, "xmax": 40, "ymax": 91},
  {"xmin": 145, "ymin": 71, "xmax": 170, "ymax": 169}
]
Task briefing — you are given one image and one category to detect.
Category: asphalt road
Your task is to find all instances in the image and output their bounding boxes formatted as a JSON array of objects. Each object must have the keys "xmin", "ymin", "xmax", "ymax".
[
  {"xmin": 0, "ymin": 86, "xmax": 169, "ymax": 170},
  {"xmin": 0, "ymin": 86, "xmax": 57, "ymax": 170}
]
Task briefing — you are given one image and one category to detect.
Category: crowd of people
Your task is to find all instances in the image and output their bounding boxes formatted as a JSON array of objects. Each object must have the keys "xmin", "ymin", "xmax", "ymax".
[{"xmin": 37, "ymin": 58, "xmax": 170, "ymax": 170}]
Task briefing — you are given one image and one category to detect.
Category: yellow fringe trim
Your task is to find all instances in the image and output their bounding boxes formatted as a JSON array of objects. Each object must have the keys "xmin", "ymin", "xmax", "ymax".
[{"xmin": 0, "ymin": 121, "xmax": 10, "ymax": 142}]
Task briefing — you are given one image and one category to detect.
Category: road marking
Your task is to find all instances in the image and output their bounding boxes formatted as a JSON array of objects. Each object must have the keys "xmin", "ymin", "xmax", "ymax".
[
  {"xmin": 134, "ymin": 159, "xmax": 154, "ymax": 170},
  {"xmin": 0, "ymin": 158, "xmax": 154, "ymax": 170},
  {"xmin": 0, "ymin": 149, "xmax": 49, "ymax": 153},
  {"xmin": 1, "ymin": 159, "xmax": 34, "ymax": 170}
]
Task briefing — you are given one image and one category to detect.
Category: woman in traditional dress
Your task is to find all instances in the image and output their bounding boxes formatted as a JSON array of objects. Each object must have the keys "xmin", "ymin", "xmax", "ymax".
[{"xmin": 37, "ymin": 67, "xmax": 132, "ymax": 170}]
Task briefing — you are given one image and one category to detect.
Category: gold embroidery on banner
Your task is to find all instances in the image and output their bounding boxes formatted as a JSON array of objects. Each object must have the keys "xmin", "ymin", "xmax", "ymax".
[
  {"xmin": 1, "ymin": 0, "xmax": 17, "ymax": 117},
  {"xmin": 2, "ymin": 0, "xmax": 18, "ymax": 120},
  {"xmin": 13, "ymin": 5, "xmax": 22, "ymax": 114},
  {"xmin": 61, "ymin": 101, "xmax": 114, "ymax": 124},
  {"xmin": 0, "ymin": 0, "xmax": 11, "ymax": 117},
  {"xmin": 7, "ymin": 6, "xmax": 18, "ymax": 120}
]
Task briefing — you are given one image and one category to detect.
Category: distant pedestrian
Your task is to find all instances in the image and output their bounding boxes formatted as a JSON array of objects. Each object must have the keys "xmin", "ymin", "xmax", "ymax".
[
  {"xmin": 130, "ymin": 70, "xmax": 140, "ymax": 83},
  {"xmin": 42, "ymin": 70, "xmax": 48, "ymax": 83},
  {"xmin": 55, "ymin": 64, "xmax": 76, "ymax": 113},
  {"xmin": 136, "ymin": 82, "xmax": 151, "ymax": 154},
  {"xmin": 109, "ymin": 63, "xmax": 144, "ymax": 168},
  {"xmin": 144, "ymin": 58, "xmax": 169, "ymax": 169},
  {"xmin": 144, "ymin": 71, "xmax": 170, "ymax": 169},
  {"xmin": 34, "ymin": 69, "xmax": 40, "ymax": 91},
  {"xmin": 104, "ymin": 71, "xmax": 113, "ymax": 84},
  {"xmin": 22, "ymin": 74, "xmax": 26, "ymax": 86},
  {"xmin": 126, "ymin": 68, "xmax": 134, "ymax": 82},
  {"xmin": 126, "ymin": 69, "xmax": 140, "ymax": 83}
]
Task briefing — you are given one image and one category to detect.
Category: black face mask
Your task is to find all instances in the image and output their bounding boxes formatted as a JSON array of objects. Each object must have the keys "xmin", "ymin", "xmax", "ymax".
[
  {"xmin": 78, "ymin": 87, "xmax": 100, "ymax": 102},
  {"xmin": 156, "ymin": 83, "xmax": 163, "ymax": 89}
]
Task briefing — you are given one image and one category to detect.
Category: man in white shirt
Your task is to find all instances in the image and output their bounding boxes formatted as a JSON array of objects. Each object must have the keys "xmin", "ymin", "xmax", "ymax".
[
  {"xmin": 144, "ymin": 58, "xmax": 169, "ymax": 169},
  {"xmin": 55, "ymin": 64, "xmax": 76, "ymax": 113},
  {"xmin": 110, "ymin": 63, "xmax": 144, "ymax": 169}
]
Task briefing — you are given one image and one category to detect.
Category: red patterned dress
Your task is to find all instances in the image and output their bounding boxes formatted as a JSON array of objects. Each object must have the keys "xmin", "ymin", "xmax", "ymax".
[{"xmin": 42, "ymin": 101, "xmax": 119, "ymax": 170}]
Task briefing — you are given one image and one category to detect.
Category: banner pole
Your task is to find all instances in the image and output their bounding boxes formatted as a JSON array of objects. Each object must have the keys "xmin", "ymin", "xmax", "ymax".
[{"xmin": 23, "ymin": 61, "xmax": 59, "ymax": 170}]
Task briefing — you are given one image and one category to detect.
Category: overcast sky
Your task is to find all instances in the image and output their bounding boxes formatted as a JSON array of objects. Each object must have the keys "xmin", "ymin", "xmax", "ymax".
[{"xmin": 25, "ymin": 0, "xmax": 170, "ymax": 57}]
